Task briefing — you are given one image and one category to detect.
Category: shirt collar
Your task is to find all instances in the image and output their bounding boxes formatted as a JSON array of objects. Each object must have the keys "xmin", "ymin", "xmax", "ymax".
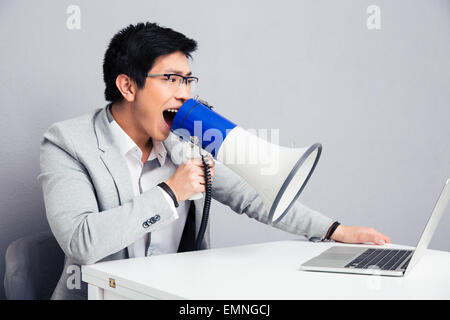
[{"xmin": 106, "ymin": 104, "xmax": 167, "ymax": 165}]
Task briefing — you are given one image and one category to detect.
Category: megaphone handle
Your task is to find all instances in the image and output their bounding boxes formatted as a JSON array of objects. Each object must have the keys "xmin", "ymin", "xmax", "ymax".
[{"xmin": 187, "ymin": 135, "xmax": 204, "ymax": 200}]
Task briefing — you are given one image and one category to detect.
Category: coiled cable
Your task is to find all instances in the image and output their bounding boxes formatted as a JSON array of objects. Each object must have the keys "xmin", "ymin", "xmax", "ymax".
[{"xmin": 195, "ymin": 154, "xmax": 212, "ymax": 250}]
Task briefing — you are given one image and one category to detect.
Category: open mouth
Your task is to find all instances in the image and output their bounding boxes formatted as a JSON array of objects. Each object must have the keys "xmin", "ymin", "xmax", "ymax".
[{"xmin": 162, "ymin": 108, "xmax": 179, "ymax": 129}]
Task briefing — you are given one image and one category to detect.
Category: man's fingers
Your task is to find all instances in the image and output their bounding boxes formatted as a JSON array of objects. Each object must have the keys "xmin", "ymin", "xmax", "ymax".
[
  {"xmin": 186, "ymin": 158, "xmax": 202, "ymax": 166},
  {"xmin": 374, "ymin": 232, "xmax": 391, "ymax": 245},
  {"xmin": 339, "ymin": 226, "xmax": 391, "ymax": 245},
  {"xmin": 187, "ymin": 157, "xmax": 215, "ymax": 167},
  {"xmin": 360, "ymin": 228, "xmax": 389, "ymax": 245}
]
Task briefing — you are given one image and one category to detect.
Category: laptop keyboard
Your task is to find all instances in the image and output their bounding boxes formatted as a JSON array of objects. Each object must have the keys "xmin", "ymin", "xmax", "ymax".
[{"xmin": 345, "ymin": 248, "xmax": 413, "ymax": 271}]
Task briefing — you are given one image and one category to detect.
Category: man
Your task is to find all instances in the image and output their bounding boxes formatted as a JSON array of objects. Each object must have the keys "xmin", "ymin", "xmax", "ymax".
[{"xmin": 38, "ymin": 22, "xmax": 390, "ymax": 300}]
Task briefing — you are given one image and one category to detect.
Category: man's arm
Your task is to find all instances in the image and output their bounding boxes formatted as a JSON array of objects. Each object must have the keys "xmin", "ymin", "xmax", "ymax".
[
  {"xmin": 211, "ymin": 160, "xmax": 333, "ymax": 240},
  {"xmin": 211, "ymin": 160, "xmax": 391, "ymax": 244},
  {"xmin": 330, "ymin": 224, "xmax": 390, "ymax": 245},
  {"xmin": 38, "ymin": 123, "xmax": 178, "ymax": 265}
]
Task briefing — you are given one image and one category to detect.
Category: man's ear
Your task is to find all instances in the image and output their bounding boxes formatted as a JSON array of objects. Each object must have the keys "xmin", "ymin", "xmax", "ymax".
[{"xmin": 115, "ymin": 74, "xmax": 137, "ymax": 102}]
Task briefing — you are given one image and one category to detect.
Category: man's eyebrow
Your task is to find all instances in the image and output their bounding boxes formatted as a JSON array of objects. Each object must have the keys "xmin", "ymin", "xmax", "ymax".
[{"xmin": 165, "ymin": 69, "xmax": 192, "ymax": 76}]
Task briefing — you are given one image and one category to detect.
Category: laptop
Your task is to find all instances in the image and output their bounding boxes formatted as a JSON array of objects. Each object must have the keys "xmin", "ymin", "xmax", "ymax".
[{"xmin": 301, "ymin": 178, "xmax": 450, "ymax": 277}]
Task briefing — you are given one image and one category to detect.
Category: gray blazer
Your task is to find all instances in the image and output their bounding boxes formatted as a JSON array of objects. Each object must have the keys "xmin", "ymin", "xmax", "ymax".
[{"xmin": 38, "ymin": 105, "xmax": 333, "ymax": 300}]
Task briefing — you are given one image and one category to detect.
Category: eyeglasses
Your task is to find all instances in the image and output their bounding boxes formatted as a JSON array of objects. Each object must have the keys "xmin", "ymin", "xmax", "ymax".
[{"xmin": 146, "ymin": 73, "xmax": 199, "ymax": 92}]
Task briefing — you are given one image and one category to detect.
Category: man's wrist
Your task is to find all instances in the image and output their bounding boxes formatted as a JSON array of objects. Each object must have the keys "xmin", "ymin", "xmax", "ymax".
[
  {"xmin": 330, "ymin": 224, "xmax": 344, "ymax": 242},
  {"xmin": 325, "ymin": 221, "xmax": 341, "ymax": 241},
  {"xmin": 158, "ymin": 182, "xmax": 179, "ymax": 208}
]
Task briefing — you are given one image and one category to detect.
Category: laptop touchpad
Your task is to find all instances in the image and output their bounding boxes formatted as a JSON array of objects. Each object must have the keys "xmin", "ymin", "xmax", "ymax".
[
  {"xmin": 319, "ymin": 247, "xmax": 366, "ymax": 263},
  {"xmin": 321, "ymin": 252, "xmax": 358, "ymax": 261}
]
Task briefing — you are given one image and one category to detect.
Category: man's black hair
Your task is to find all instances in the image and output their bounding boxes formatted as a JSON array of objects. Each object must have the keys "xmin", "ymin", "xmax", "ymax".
[{"xmin": 103, "ymin": 22, "xmax": 198, "ymax": 103}]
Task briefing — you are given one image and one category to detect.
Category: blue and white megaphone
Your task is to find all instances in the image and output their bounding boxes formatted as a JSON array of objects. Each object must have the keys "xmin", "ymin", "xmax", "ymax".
[{"xmin": 170, "ymin": 97, "xmax": 322, "ymax": 224}]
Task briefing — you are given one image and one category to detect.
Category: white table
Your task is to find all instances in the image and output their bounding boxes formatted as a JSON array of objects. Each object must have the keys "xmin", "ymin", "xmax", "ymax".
[{"xmin": 81, "ymin": 240, "xmax": 450, "ymax": 300}]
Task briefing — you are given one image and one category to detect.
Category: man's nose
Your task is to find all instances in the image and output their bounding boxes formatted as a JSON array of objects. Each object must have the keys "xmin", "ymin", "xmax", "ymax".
[{"xmin": 174, "ymin": 83, "xmax": 191, "ymax": 102}]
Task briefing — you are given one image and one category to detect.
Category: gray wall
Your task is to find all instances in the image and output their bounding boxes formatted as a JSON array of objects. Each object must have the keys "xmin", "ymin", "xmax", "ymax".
[{"xmin": 1, "ymin": 0, "xmax": 449, "ymax": 299}]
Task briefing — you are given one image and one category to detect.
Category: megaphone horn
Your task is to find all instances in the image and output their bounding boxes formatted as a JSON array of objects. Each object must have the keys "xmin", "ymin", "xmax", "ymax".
[{"xmin": 171, "ymin": 97, "xmax": 322, "ymax": 224}]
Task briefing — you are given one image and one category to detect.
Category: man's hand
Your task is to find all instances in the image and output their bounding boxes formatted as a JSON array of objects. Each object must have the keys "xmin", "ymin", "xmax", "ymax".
[
  {"xmin": 330, "ymin": 225, "xmax": 391, "ymax": 245},
  {"xmin": 165, "ymin": 156, "xmax": 215, "ymax": 202}
]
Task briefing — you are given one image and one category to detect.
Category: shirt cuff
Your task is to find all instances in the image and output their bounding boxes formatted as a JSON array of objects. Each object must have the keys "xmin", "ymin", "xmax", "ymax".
[{"xmin": 158, "ymin": 186, "xmax": 179, "ymax": 219}]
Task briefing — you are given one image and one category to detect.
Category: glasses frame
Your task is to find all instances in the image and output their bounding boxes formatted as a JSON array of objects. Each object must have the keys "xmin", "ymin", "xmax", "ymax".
[{"xmin": 146, "ymin": 73, "xmax": 199, "ymax": 89}]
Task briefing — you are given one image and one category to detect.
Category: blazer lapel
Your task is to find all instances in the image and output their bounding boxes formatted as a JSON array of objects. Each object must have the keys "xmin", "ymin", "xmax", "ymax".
[
  {"xmin": 100, "ymin": 150, "xmax": 134, "ymax": 205},
  {"xmin": 94, "ymin": 107, "xmax": 135, "ymax": 258},
  {"xmin": 94, "ymin": 107, "xmax": 134, "ymax": 205}
]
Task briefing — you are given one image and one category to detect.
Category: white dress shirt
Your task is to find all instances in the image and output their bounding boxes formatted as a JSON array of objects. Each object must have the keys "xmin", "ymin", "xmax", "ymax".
[{"xmin": 107, "ymin": 106, "xmax": 190, "ymax": 258}]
